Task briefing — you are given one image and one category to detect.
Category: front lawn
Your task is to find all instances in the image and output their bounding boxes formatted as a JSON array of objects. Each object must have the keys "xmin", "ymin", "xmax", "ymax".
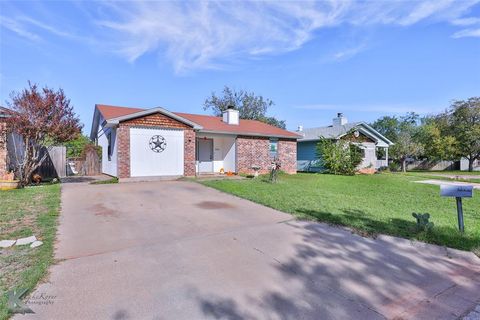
[
  {"xmin": 0, "ymin": 184, "xmax": 61, "ymax": 320},
  {"xmin": 201, "ymin": 173, "xmax": 480, "ymax": 253}
]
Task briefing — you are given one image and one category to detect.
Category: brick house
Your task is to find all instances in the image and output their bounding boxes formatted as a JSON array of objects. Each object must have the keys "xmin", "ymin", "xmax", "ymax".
[
  {"xmin": 90, "ymin": 105, "xmax": 299, "ymax": 179},
  {"xmin": 0, "ymin": 107, "xmax": 10, "ymax": 178}
]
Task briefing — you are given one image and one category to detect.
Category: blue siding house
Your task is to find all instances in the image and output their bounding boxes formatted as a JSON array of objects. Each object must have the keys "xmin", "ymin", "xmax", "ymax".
[{"xmin": 297, "ymin": 113, "xmax": 394, "ymax": 172}]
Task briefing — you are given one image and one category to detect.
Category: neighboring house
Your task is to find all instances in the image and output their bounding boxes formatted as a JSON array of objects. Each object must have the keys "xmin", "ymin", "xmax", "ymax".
[
  {"xmin": 0, "ymin": 107, "xmax": 9, "ymax": 178},
  {"xmin": 460, "ymin": 158, "xmax": 480, "ymax": 171},
  {"xmin": 90, "ymin": 105, "xmax": 300, "ymax": 179},
  {"xmin": 0, "ymin": 106, "xmax": 25, "ymax": 179},
  {"xmin": 297, "ymin": 113, "xmax": 394, "ymax": 172}
]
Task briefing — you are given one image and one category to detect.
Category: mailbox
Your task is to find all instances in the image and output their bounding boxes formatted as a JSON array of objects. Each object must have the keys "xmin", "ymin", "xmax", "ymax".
[
  {"xmin": 440, "ymin": 184, "xmax": 474, "ymax": 233},
  {"xmin": 440, "ymin": 185, "xmax": 473, "ymax": 198}
]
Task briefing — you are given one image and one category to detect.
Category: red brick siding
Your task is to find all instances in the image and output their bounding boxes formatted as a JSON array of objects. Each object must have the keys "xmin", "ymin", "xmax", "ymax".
[
  {"xmin": 115, "ymin": 112, "xmax": 195, "ymax": 178},
  {"xmin": 184, "ymin": 129, "xmax": 196, "ymax": 176},
  {"xmin": 117, "ymin": 125, "xmax": 130, "ymax": 178},
  {"xmin": 236, "ymin": 136, "xmax": 270, "ymax": 174},
  {"xmin": 0, "ymin": 121, "xmax": 7, "ymax": 178},
  {"xmin": 235, "ymin": 136, "xmax": 297, "ymax": 175},
  {"xmin": 278, "ymin": 139, "xmax": 297, "ymax": 174}
]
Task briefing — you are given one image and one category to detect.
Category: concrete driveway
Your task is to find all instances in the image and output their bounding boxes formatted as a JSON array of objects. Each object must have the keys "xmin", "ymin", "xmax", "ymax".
[{"xmin": 17, "ymin": 180, "xmax": 480, "ymax": 319}]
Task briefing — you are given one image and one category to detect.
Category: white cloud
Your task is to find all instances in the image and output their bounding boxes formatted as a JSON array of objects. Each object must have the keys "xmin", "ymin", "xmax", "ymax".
[
  {"xmin": 451, "ymin": 17, "xmax": 480, "ymax": 26},
  {"xmin": 332, "ymin": 43, "xmax": 367, "ymax": 61},
  {"xmin": 92, "ymin": 1, "xmax": 479, "ymax": 73},
  {"xmin": 398, "ymin": 0, "xmax": 456, "ymax": 26},
  {"xmin": 0, "ymin": 16, "xmax": 42, "ymax": 41},
  {"xmin": 0, "ymin": 15, "xmax": 80, "ymax": 43},
  {"xmin": 452, "ymin": 28, "xmax": 480, "ymax": 38},
  {"xmin": 2, "ymin": 1, "xmax": 479, "ymax": 72}
]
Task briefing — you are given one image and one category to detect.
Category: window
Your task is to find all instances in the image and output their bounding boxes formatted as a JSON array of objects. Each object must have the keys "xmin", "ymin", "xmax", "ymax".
[
  {"xmin": 107, "ymin": 132, "xmax": 112, "ymax": 161},
  {"xmin": 269, "ymin": 139, "xmax": 278, "ymax": 158}
]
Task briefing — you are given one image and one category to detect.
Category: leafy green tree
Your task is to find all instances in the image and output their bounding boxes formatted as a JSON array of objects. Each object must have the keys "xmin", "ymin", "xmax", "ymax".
[
  {"xmin": 65, "ymin": 135, "xmax": 92, "ymax": 158},
  {"xmin": 371, "ymin": 116, "xmax": 400, "ymax": 142},
  {"xmin": 316, "ymin": 137, "xmax": 363, "ymax": 175},
  {"xmin": 445, "ymin": 97, "xmax": 480, "ymax": 171},
  {"xmin": 372, "ymin": 113, "xmax": 423, "ymax": 172},
  {"xmin": 204, "ymin": 86, "xmax": 286, "ymax": 129},
  {"xmin": 416, "ymin": 116, "xmax": 456, "ymax": 161},
  {"xmin": 391, "ymin": 131, "xmax": 423, "ymax": 172}
]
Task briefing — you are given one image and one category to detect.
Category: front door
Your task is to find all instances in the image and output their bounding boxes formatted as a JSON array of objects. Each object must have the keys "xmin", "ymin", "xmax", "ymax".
[{"xmin": 197, "ymin": 139, "xmax": 213, "ymax": 173}]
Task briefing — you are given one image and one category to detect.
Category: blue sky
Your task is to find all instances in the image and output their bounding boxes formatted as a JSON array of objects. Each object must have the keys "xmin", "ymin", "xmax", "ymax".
[{"xmin": 1, "ymin": 1, "xmax": 479, "ymax": 133}]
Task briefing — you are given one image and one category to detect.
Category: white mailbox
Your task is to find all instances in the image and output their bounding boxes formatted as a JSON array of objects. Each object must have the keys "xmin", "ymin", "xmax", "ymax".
[
  {"xmin": 440, "ymin": 184, "xmax": 474, "ymax": 233},
  {"xmin": 440, "ymin": 185, "xmax": 473, "ymax": 198}
]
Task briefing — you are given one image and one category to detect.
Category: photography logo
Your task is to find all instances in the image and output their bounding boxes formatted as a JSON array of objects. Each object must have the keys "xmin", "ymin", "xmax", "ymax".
[{"xmin": 7, "ymin": 288, "xmax": 34, "ymax": 314}]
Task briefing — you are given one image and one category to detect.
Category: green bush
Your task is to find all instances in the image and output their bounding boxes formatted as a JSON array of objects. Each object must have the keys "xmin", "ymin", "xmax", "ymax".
[{"xmin": 316, "ymin": 138, "xmax": 363, "ymax": 175}]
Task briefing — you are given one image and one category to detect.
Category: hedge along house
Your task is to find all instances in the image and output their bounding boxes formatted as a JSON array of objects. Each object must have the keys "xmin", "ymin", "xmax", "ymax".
[
  {"xmin": 297, "ymin": 113, "xmax": 394, "ymax": 172},
  {"xmin": 90, "ymin": 105, "xmax": 299, "ymax": 180}
]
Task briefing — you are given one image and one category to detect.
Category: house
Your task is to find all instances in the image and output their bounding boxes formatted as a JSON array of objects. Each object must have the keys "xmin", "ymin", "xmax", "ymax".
[
  {"xmin": 90, "ymin": 105, "xmax": 300, "ymax": 180},
  {"xmin": 297, "ymin": 113, "xmax": 394, "ymax": 172},
  {"xmin": 0, "ymin": 107, "xmax": 9, "ymax": 178}
]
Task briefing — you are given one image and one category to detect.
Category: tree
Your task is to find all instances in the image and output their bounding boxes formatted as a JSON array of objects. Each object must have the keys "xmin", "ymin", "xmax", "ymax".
[
  {"xmin": 4, "ymin": 82, "xmax": 82, "ymax": 185},
  {"xmin": 416, "ymin": 116, "xmax": 457, "ymax": 161},
  {"xmin": 372, "ymin": 113, "xmax": 423, "ymax": 172},
  {"xmin": 371, "ymin": 116, "xmax": 400, "ymax": 142},
  {"xmin": 316, "ymin": 137, "xmax": 363, "ymax": 175},
  {"xmin": 446, "ymin": 98, "xmax": 480, "ymax": 171},
  {"xmin": 391, "ymin": 131, "xmax": 423, "ymax": 172},
  {"xmin": 65, "ymin": 134, "xmax": 99, "ymax": 158},
  {"xmin": 204, "ymin": 86, "xmax": 286, "ymax": 129}
]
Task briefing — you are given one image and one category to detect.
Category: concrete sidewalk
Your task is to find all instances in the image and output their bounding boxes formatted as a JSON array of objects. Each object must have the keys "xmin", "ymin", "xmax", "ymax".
[{"xmin": 15, "ymin": 181, "xmax": 480, "ymax": 319}]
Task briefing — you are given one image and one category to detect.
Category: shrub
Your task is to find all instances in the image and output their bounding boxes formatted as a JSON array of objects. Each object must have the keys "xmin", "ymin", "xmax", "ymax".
[
  {"xmin": 269, "ymin": 158, "xmax": 281, "ymax": 183},
  {"xmin": 316, "ymin": 138, "xmax": 363, "ymax": 175}
]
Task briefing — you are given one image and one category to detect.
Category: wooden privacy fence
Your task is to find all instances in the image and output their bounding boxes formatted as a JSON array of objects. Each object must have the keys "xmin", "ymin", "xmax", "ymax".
[
  {"xmin": 406, "ymin": 160, "xmax": 459, "ymax": 171},
  {"xmin": 67, "ymin": 147, "xmax": 101, "ymax": 176},
  {"xmin": 35, "ymin": 146, "xmax": 67, "ymax": 179}
]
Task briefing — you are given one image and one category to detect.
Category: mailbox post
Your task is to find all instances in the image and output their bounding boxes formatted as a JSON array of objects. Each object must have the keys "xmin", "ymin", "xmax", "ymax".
[{"xmin": 440, "ymin": 185, "xmax": 474, "ymax": 233}]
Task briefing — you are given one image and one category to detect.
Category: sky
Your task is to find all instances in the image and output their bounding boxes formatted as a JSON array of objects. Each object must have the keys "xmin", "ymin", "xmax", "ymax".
[{"xmin": 0, "ymin": 1, "xmax": 479, "ymax": 134}]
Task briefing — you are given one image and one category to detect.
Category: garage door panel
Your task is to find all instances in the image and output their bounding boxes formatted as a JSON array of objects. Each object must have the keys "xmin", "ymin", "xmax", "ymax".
[{"xmin": 130, "ymin": 127, "xmax": 184, "ymax": 177}]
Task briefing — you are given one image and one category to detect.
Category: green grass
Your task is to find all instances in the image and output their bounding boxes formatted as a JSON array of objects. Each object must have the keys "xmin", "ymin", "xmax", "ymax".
[
  {"xmin": 0, "ymin": 184, "xmax": 61, "ymax": 320},
  {"xmin": 90, "ymin": 177, "xmax": 119, "ymax": 185},
  {"xmin": 201, "ymin": 173, "xmax": 480, "ymax": 254}
]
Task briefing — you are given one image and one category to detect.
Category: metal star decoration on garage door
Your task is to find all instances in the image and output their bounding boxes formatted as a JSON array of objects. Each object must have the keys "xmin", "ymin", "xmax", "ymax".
[{"xmin": 149, "ymin": 135, "xmax": 167, "ymax": 153}]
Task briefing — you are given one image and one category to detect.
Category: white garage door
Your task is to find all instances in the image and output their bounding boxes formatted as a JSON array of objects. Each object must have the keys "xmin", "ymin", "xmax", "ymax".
[{"xmin": 130, "ymin": 127, "xmax": 184, "ymax": 177}]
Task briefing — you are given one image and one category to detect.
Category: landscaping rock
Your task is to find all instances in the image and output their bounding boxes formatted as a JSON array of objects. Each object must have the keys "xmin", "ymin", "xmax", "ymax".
[
  {"xmin": 30, "ymin": 241, "xmax": 43, "ymax": 248},
  {"xmin": 0, "ymin": 240, "xmax": 16, "ymax": 248},
  {"xmin": 15, "ymin": 236, "xmax": 37, "ymax": 246}
]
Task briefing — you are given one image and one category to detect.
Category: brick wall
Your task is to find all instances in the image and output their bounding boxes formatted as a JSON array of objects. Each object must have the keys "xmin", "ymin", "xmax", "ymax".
[
  {"xmin": 278, "ymin": 139, "xmax": 297, "ymax": 174},
  {"xmin": 0, "ymin": 121, "xmax": 7, "ymax": 178},
  {"xmin": 236, "ymin": 136, "xmax": 297, "ymax": 175},
  {"xmin": 115, "ymin": 112, "xmax": 195, "ymax": 178},
  {"xmin": 184, "ymin": 129, "xmax": 196, "ymax": 176},
  {"xmin": 117, "ymin": 124, "xmax": 130, "ymax": 178}
]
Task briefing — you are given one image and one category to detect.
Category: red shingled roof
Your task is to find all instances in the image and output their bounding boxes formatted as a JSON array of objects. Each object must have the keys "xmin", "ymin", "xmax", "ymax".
[
  {"xmin": 96, "ymin": 104, "xmax": 299, "ymax": 138},
  {"xmin": 96, "ymin": 104, "xmax": 144, "ymax": 120}
]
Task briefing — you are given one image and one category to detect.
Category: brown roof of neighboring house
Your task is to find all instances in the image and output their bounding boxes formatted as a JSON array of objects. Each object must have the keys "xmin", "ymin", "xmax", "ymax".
[{"xmin": 96, "ymin": 104, "xmax": 300, "ymax": 139}]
